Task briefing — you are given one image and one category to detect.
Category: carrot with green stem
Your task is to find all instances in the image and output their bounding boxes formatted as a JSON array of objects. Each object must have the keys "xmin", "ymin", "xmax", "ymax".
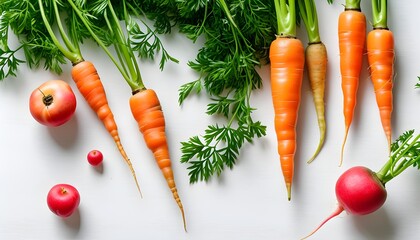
[
  {"xmin": 338, "ymin": 0, "xmax": 366, "ymax": 166},
  {"xmin": 298, "ymin": 0, "xmax": 328, "ymax": 163},
  {"xmin": 270, "ymin": 0, "xmax": 305, "ymax": 200},
  {"xmin": 36, "ymin": 0, "xmax": 142, "ymax": 196},
  {"xmin": 66, "ymin": 0, "xmax": 186, "ymax": 230},
  {"xmin": 367, "ymin": 0, "xmax": 394, "ymax": 150}
]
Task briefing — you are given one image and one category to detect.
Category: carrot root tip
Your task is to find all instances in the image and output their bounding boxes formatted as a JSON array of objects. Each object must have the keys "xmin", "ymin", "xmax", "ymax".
[
  {"xmin": 339, "ymin": 126, "xmax": 350, "ymax": 167},
  {"xmin": 286, "ymin": 183, "xmax": 292, "ymax": 201}
]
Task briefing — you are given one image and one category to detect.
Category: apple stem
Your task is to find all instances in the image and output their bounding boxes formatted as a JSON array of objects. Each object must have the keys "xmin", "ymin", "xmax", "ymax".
[{"xmin": 38, "ymin": 89, "xmax": 53, "ymax": 106}]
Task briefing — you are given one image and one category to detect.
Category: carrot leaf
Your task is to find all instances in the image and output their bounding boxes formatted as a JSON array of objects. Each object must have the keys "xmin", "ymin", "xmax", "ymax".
[
  {"xmin": 0, "ymin": 46, "xmax": 25, "ymax": 80},
  {"xmin": 181, "ymin": 122, "xmax": 265, "ymax": 183},
  {"xmin": 177, "ymin": 0, "xmax": 273, "ymax": 183},
  {"xmin": 0, "ymin": 0, "xmax": 68, "ymax": 76},
  {"xmin": 415, "ymin": 77, "xmax": 420, "ymax": 88}
]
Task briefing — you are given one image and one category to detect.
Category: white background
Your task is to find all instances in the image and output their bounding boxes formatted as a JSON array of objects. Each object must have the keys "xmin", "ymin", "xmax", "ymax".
[{"xmin": 1, "ymin": 1, "xmax": 420, "ymax": 240}]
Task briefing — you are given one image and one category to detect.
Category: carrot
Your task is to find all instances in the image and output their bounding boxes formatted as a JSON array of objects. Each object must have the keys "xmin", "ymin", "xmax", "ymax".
[
  {"xmin": 298, "ymin": 0, "xmax": 328, "ymax": 163},
  {"xmin": 367, "ymin": 0, "xmax": 394, "ymax": 150},
  {"xmin": 270, "ymin": 0, "xmax": 305, "ymax": 200},
  {"xmin": 71, "ymin": 60, "xmax": 142, "ymax": 196},
  {"xmin": 37, "ymin": 0, "xmax": 142, "ymax": 195},
  {"xmin": 129, "ymin": 88, "xmax": 186, "ymax": 230},
  {"xmin": 338, "ymin": 0, "xmax": 366, "ymax": 166}
]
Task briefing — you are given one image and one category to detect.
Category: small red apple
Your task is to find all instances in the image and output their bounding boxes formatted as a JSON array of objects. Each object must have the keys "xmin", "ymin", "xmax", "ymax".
[
  {"xmin": 87, "ymin": 150, "xmax": 103, "ymax": 166},
  {"xmin": 47, "ymin": 184, "xmax": 80, "ymax": 218}
]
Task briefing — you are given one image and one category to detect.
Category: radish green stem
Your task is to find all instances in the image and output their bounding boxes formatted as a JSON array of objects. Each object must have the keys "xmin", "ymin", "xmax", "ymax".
[{"xmin": 376, "ymin": 131, "xmax": 420, "ymax": 184}]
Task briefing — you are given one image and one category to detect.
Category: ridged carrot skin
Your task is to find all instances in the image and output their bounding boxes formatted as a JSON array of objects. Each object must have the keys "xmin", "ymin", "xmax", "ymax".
[
  {"xmin": 71, "ymin": 60, "xmax": 142, "ymax": 196},
  {"xmin": 270, "ymin": 37, "xmax": 305, "ymax": 200},
  {"xmin": 338, "ymin": 9, "xmax": 366, "ymax": 166},
  {"xmin": 306, "ymin": 42, "xmax": 328, "ymax": 163},
  {"xmin": 129, "ymin": 88, "xmax": 186, "ymax": 231},
  {"xmin": 367, "ymin": 28, "xmax": 394, "ymax": 149}
]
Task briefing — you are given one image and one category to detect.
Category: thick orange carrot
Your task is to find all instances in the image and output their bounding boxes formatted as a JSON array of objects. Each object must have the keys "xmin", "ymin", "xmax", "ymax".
[
  {"xmin": 71, "ymin": 60, "xmax": 142, "ymax": 196},
  {"xmin": 367, "ymin": 0, "xmax": 394, "ymax": 150},
  {"xmin": 338, "ymin": 4, "xmax": 366, "ymax": 166},
  {"xmin": 270, "ymin": 36, "xmax": 305, "ymax": 200},
  {"xmin": 129, "ymin": 88, "xmax": 186, "ymax": 231}
]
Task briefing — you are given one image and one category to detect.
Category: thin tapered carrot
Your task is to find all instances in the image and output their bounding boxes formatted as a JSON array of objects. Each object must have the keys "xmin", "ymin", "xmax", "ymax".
[
  {"xmin": 129, "ymin": 88, "xmax": 186, "ymax": 231},
  {"xmin": 298, "ymin": 0, "xmax": 328, "ymax": 163},
  {"xmin": 338, "ymin": 0, "xmax": 366, "ymax": 166},
  {"xmin": 271, "ymin": 0, "xmax": 305, "ymax": 200},
  {"xmin": 71, "ymin": 60, "xmax": 142, "ymax": 196},
  {"xmin": 306, "ymin": 43, "xmax": 327, "ymax": 163},
  {"xmin": 367, "ymin": 0, "xmax": 394, "ymax": 150},
  {"xmin": 38, "ymin": 0, "xmax": 142, "ymax": 196}
]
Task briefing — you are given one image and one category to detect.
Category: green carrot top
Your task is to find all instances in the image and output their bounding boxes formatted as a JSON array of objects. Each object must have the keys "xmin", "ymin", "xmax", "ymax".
[
  {"xmin": 371, "ymin": 0, "xmax": 388, "ymax": 29},
  {"xmin": 298, "ymin": 0, "xmax": 321, "ymax": 43},
  {"xmin": 345, "ymin": 0, "xmax": 362, "ymax": 10},
  {"xmin": 274, "ymin": 0, "xmax": 297, "ymax": 37}
]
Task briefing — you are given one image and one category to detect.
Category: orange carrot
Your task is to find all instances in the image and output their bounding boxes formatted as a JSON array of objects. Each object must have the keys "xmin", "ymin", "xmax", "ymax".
[
  {"xmin": 270, "ymin": 37, "xmax": 305, "ymax": 200},
  {"xmin": 338, "ymin": 1, "xmax": 366, "ymax": 166},
  {"xmin": 129, "ymin": 88, "xmax": 186, "ymax": 231},
  {"xmin": 367, "ymin": 0, "xmax": 394, "ymax": 150},
  {"xmin": 271, "ymin": 0, "xmax": 305, "ymax": 201},
  {"xmin": 72, "ymin": 60, "xmax": 142, "ymax": 196}
]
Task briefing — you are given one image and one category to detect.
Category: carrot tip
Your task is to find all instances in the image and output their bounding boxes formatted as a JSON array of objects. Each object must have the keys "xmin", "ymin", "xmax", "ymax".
[
  {"xmin": 339, "ymin": 126, "xmax": 350, "ymax": 167},
  {"xmin": 286, "ymin": 183, "xmax": 292, "ymax": 201},
  {"xmin": 307, "ymin": 132, "xmax": 326, "ymax": 164}
]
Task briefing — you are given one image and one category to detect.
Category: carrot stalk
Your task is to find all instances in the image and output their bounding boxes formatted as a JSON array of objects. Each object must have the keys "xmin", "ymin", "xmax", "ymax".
[
  {"xmin": 130, "ymin": 88, "xmax": 186, "ymax": 231},
  {"xmin": 38, "ymin": 0, "xmax": 142, "ymax": 196},
  {"xmin": 298, "ymin": 0, "xmax": 328, "ymax": 163},
  {"xmin": 367, "ymin": 0, "xmax": 394, "ymax": 150},
  {"xmin": 271, "ymin": 0, "xmax": 305, "ymax": 200},
  {"xmin": 338, "ymin": 0, "xmax": 366, "ymax": 166}
]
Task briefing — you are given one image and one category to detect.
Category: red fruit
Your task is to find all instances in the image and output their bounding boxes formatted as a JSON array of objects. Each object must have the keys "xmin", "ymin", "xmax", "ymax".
[
  {"xmin": 47, "ymin": 184, "xmax": 80, "ymax": 218},
  {"xmin": 87, "ymin": 150, "xmax": 103, "ymax": 166},
  {"xmin": 29, "ymin": 80, "xmax": 77, "ymax": 127}
]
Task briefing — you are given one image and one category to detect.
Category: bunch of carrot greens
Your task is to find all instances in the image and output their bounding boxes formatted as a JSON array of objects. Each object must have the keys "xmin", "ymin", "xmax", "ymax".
[{"xmin": 175, "ymin": 0, "xmax": 277, "ymax": 183}]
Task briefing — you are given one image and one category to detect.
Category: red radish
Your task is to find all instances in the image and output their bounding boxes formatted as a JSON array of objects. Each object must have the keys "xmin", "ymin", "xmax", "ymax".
[
  {"xmin": 336, "ymin": 166, "xmax": 387, "ymax": 215},
  {"xmin": 302, "ymin": 130, "xmax": 420, "ymax": 239},
  {"xmin": 87, "ymin": 150, "xmax": 103, "ymax": 166}
]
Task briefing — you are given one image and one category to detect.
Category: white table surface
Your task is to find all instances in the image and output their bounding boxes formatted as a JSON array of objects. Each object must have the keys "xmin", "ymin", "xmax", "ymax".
[{"xmin": 1, "ymin": 1, "xmax": 420, "ymax": 240}]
